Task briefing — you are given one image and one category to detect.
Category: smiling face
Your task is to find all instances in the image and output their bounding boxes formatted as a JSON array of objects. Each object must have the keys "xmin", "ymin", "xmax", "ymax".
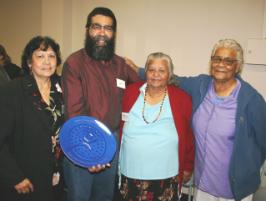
[
  {"xmin": 88, "ymin": 14, "xmax": 114, "ymax": 46},
  {"xmin": 146, "ymin": 58, "xmax": 170, "ymax": 90},
  {"xmin": 29, "ymin": 47, "xmax": 57, "ymax": 79},
  {"xmin": 210, "ymin": 47, "xmax": 240, "ymax": 83},
  {"xmin": 85, "ymin": 14, "xmax": 115, "ymax": 61}
]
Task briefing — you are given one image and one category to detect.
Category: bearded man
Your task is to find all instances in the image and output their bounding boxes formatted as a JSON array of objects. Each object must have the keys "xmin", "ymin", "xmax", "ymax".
[{"xmin": 62, "ymin": 7, "xmax": 139, "ymax": 201}]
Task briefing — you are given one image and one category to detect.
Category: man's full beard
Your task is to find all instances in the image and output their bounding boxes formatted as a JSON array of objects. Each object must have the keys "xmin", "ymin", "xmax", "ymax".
[{"xmin": 85, "ymin": 34, "xmax": 115, "ymax": 61}]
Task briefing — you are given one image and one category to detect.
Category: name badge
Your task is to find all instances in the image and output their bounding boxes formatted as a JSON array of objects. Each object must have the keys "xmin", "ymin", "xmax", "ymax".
[
  {"xmin": 116, "ymin": 78, "xmax": 125, "ymax": 89},
  {"xmin": 122, "ymin": 112, "xmax": 129, "ymax": 121}
]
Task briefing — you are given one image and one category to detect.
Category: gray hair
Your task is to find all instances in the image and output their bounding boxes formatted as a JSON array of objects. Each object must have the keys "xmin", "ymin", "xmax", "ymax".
[
  {"xmin": 211, "ymin": 39, "xmax": 244, "ymax": 73},
  {"xmin": 145, "ymin": 52, "xmax": 178, "ymax": 86}
]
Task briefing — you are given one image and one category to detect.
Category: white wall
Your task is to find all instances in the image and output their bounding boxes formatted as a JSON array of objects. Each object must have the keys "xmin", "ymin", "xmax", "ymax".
[
  {"xmin": 67, "ymin": 0, "xmax": 265, "ymax": 70},
  {"xmin": 263, "ymin": 0, "xmax": 266, "ymax": 38},
  {"xmin": 0, "ymin": 0, "xmax": 42, "ymax": 65},
  {"xmin": 0, "ymin": 0, "xmax": 266, "ymax": 98},
  {"xmin": 46, "ymin": 0, "xmax": 266, "ymax": 98}
]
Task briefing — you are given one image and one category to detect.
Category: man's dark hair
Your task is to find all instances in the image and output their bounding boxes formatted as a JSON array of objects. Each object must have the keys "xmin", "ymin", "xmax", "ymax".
[
  {"xmin": 86, "ymin": 7, "xmax": 117, "ymax": 32},
  {"xmin": 21, "ymin": 36, "xmax": 61, "ymax": 74}
]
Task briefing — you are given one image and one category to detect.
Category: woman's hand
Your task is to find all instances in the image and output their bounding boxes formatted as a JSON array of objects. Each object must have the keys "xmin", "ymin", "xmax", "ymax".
[
  {"xmin": 124, "ymin": 57, "xmax": 139, "ymax": 73},
  {"xmin": 14, "ymin": 178, "xmax": 34, "ymax": 194},
  {"xmin": 88, "ymin": 163, "xmax": 111, "ymax": 173}
]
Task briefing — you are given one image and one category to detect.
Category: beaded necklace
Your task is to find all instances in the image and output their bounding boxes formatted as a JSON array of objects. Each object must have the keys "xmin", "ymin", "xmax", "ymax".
[{"xmin": 142, "ymin": 86, "xmax": 167, "ymax": 124}]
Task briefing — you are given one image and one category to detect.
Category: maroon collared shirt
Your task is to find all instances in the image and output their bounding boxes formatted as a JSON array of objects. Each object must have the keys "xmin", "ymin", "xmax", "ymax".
[{"xmin": 62, "ymin": 49, "xmax": 140, "ymax": 132}]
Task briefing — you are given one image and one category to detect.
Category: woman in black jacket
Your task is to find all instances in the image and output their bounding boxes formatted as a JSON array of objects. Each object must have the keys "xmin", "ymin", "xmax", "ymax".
[{"xmin": 0, "ymin": 36, "xmax": 64, "ymax": 201}]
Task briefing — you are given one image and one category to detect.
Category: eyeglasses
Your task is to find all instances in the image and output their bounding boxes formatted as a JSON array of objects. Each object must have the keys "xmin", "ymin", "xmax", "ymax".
[
  {"xmin": 211, "ymin": 56, "xmax": 238, "ymax": 66},
  {"xmin": 90, "ymin": 23, "xmax": 113, "ymax": 32}
]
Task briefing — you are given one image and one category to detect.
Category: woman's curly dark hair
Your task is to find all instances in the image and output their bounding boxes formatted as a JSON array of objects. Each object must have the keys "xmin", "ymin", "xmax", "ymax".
[{"xmin": 21, "ymin": 36, "xmax": 61, "ymax": 74}]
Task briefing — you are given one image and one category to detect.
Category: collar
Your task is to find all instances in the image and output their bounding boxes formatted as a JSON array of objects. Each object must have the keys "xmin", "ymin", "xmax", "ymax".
[{"xmin": 139, "ymin": 82, "xmax": 147, "ymax": 96}]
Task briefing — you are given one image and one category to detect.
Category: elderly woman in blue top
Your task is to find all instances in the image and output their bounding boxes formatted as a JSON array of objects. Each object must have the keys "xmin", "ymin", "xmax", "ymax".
[
  {"xmin": 119, "ymin": 52, "xmax": 194, "ymax": 201},
  {"xmin": 128, "ymin": 39, "xmax": 266, "ymax": 201}
]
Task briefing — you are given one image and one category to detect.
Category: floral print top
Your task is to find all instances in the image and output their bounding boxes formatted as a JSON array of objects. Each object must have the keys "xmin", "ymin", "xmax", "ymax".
[{"xmin": 26, "ymin": 74, "xmax": 64, "ymax": 172}]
